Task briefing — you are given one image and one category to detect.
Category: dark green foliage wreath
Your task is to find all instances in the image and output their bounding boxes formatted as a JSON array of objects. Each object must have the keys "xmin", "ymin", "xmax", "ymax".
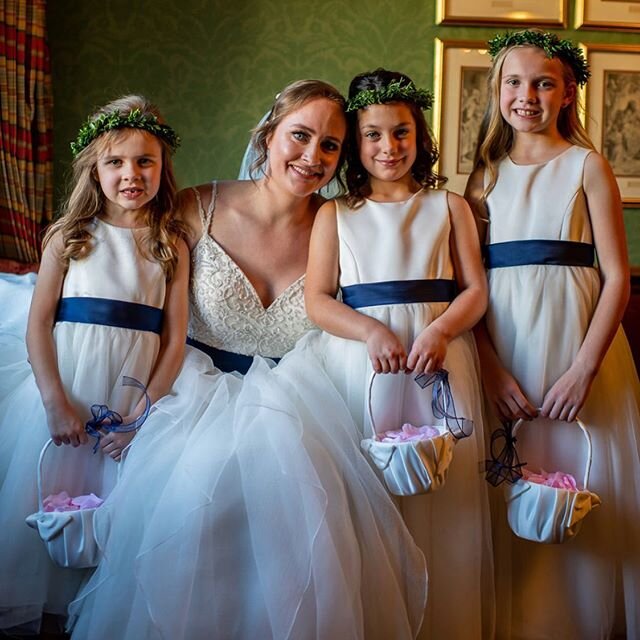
[
  {"xmin": 71, "ymin": 109, "xmax": 180, "ymax": 157},
  {"xmin": 346, "ymin": 80, "xmax": 433, "ymax": 113},
  {"xmin": 487, "ymin": 30, "xmax": 590, "ymax": 86}
]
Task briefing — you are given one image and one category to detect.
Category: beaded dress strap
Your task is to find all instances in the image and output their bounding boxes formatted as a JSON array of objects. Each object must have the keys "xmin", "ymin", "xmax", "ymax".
[{"xmin": 192, "ymin": 181, "xmax": 218, "ymax": 237}]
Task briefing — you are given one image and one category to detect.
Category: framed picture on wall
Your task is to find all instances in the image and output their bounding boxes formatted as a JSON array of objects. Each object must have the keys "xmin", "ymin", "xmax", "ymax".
[
  {"xmin": 575, "ymin": 0, "xmax": 640, "ymax": 30},
  {"xmin": 582, "ymin": 44, "xmax": 640, "ymax": 206},
  {"xmin": 433, "ymin": 39, "xmax": 492, "ymax": 196},
  {"xmin": 435, "ymin": 0, "xmax": 567, "ymax": 26}
]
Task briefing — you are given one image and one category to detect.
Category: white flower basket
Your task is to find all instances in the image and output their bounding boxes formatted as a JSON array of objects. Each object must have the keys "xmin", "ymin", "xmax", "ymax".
[
  {"xmin": 504, "ymin": 418, "xmax": 601, "ymax": 544},
  {"xmin": 360, "ymin": 371, "xmax": 458, "ymax": 496},
  {"xmin": 25, "ymin": 438, "xmax": 126, "ymax": 568}
]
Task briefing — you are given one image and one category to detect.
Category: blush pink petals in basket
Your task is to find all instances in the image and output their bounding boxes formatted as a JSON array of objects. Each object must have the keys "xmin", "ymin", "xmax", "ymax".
[
  {"xmin": 43, "ymin": 491, "xmax": 104, "ymax": 512},
  {"xmin": 375, "ymin": 423, "xmax": 441, "ymax": 443},
  {"xmin": 522, "ymin": 468, "xmax": 579, "ymax": 491}
]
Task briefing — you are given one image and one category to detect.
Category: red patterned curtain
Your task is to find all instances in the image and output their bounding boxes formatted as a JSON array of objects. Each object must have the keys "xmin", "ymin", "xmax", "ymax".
[{"xmin": 0, "ymin": 0, "xmax": 53, "ymax": 266}]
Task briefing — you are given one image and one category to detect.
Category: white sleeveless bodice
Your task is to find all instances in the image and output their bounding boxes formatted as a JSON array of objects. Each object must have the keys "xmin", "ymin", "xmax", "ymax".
[
  {"xmin": 61, "ymin": 218, "xmax": 165, "ymax": 307},
  {"xmin": 336, "ymin": 189, "xmax": 454, "ymax": 285},
  {"xmin": 485, "ymin": 145, "xmax": 594, "ymax": 244}
]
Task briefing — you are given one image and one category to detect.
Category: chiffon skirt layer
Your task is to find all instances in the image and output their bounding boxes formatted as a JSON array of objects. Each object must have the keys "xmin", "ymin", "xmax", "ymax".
[
  {"xmin": 303, "ymin": 300, "xmax": 496, "ymax": 640},
  {"xmin": 68, "ymin": 346, "xmax": 428, "ymax": 640},
  {"xmin": 486, "ymin": 264, "xmax": 640, "ymax": 640},
  {"xmin": 0, "ymin": 321, "xmax": 158, "ymax": 631}
]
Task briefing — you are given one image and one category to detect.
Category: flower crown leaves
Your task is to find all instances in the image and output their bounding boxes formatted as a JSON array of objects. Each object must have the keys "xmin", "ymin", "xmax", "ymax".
[
  {"xmin": 70, "ymin": 109, "xmax": 181, "ymax": 158},
  {"xmin": 488, "ymin": 30, "xmax": 590, "ymax": 87},
  {"xmin": 346, "ymin": 79, "xmax": 433, "ymax": 113}
]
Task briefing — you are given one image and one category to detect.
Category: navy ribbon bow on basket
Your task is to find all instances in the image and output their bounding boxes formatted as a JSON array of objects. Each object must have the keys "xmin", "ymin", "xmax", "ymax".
[
  {"xmin": 414, "ymin": 369, "xmax": 473, "ymax": 439},
  {"xmin": 484, "ymin": 421, "xmax": 526, "ymax": 487},
  {"xmin": 85, "ymin": 376, "xmax": 151, "ymax": 452}
]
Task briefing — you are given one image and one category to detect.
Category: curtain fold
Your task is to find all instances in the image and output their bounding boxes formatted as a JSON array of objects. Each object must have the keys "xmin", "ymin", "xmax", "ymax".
[{"xmin": 0, "ymin": 0, "xmax": 53, "ymax": 265}]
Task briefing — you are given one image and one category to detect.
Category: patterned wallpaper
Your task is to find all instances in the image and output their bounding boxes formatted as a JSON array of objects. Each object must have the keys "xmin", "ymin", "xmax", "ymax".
[{"xmin": 47, "ymin": 0, "xmax": 639, "ymax": 259}]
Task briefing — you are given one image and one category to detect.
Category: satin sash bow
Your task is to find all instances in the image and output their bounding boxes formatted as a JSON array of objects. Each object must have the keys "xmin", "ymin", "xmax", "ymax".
[
  {"xmin": 484, "ymin": 421, "xmax": 526, "ymax": 486},
  {"xmin": 85, "ymin": 376, "xmax": 151, "ymax": 452},
  {"xmin": 414, "ymin": 369, "xmax": 473, "ymax": 439}
]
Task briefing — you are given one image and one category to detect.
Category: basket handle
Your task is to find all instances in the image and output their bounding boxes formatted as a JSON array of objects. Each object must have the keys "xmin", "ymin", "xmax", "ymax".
[
  {"xmin": 512, "ymin": 416, "xmax": 593, "ymax": 490},
  {"xmin": 367, "ymin": 370, "xmax": 468, "ymax": 439},
  {"xmin": 366, "ymin": 370, "xmax": 451, "ymax": 437},
  {"xmin": 36, "ymin": 438, "xmax": 129, "ymax": 512}
]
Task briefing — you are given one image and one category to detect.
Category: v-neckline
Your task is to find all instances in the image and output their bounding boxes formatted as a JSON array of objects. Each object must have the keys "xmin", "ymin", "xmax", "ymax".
[{"xmin": 195, "ymin": 232, "xmax": 305, "ymax": 312}]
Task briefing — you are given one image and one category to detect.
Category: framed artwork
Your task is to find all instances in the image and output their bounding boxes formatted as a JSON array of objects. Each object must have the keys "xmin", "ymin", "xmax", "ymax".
[
  {"xmin": 436, "ymin": 0, "xmax": 567, "ymax": 26},
  {"xmin": 433, "ymin": 39, "xmax": 492, "ymax": 196},
  {"xmin": 575, "ymin": 0, "xmax": 640, "ymax": 30},
  {"xmin": 582, "ymin": 44, "xmax": 640, "ymax": 206}
]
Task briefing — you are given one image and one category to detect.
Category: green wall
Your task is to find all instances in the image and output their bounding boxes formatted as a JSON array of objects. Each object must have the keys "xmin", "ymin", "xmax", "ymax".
[{"xmin": 47, "ymin": 0, "xmax": 639, "ymax": 261}]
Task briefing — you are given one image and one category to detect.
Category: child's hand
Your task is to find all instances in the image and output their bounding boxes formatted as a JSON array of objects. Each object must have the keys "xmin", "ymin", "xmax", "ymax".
[
  {"xmin": 482, "ymin": 362, "xmax": 537, "ymax": 422},
  {"xmin": 366, "ymin": 323, "xmax": 407, "ymax": 374},
  {"xmin": 406, "ymin": 326, "xmax": 449, "ymax": 375},
  {"xmin": 540, "ymin": 364, "xmax": 595, "ymax": 422},
  {"xmin": 45, "ymin": 400, "xmax": 88, "ymax": 447},
  {"xmin": 100, "ymin": 429, "xmax": 137, "ymax": 462}
]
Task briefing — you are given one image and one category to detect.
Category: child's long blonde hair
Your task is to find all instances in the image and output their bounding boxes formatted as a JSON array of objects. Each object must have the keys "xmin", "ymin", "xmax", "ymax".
[
  {"xmin": 474, "ymin": 37, "xmax": 595, "ymax": 201},
  {"xmin": 44, "ymin": 95, "xmax": 184, "ymax": 280}
]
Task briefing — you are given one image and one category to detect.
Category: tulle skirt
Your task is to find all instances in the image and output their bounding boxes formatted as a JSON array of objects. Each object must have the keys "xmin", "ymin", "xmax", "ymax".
[{"xmin": 68, "ymin": 346, "xmax": 428, "ymax": 639}]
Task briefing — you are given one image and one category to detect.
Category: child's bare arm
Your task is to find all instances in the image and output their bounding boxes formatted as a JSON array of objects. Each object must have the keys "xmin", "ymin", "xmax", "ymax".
[
  {"xmin": 464, "ymin": 169, "xmax": 537, "ymax": 420},
  {"xmin": 27, "ymin": 233, "xmax": 88, "ymax": 446},
  {"xmin": 305, "ymin": 201, "xmax": 406, "ymax": 373},
  {"xmin": 100, "ymin": 238, "xmax": 190, "ymax": 460},
  {"xmin": 407, "ymin": 192, "xmax": 487, "ymax": 374},
  {"xmin": 541, "ymin": 152, "xmax": 630, "ymax": 421}
]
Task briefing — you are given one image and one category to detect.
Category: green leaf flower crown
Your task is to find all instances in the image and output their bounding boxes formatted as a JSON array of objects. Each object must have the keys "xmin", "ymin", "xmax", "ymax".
[
  {"xmin": 346, "ymin": 79, "xmax": 433, "ymax": 113},
  {"xmin": 488, "ymin": 30, "xmax": 590, "ymax": 87},
  {"xmin": 70, "ymin": 109, "xmax": 181, "ymax": 158}
]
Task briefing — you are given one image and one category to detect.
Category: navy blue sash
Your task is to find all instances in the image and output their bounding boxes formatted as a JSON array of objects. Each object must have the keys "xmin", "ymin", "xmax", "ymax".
[
  {"xmin": 341, "ymin": 279, "xmax": 456, "ymax": 310},
  {"xmin": 56, "ymin": 297, "xmax": 163, "ymax": 334},
  {"xmin": 485, "ymin": 240, "xmax": 595, "ymax": 269},
  {"xmin": 186, "ymin": 336, "xmax": 280, "ymax": 375}
]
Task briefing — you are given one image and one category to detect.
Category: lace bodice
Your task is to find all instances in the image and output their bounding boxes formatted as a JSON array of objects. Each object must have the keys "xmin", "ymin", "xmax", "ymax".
[{"xmin": 187, "ymin": 182, "xmax": 315, "ymax": 358}]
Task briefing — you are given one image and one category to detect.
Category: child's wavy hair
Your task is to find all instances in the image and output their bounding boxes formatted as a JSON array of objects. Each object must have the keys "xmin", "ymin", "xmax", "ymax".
[
  {"xmin": 248, "ymin": 79, "xmax": 347, "ymax": 190},
  {"xmin": 44, "ymin": 95, "xmax": 185, "ymax": 280},
  {"xmin": 473, "ymin": 31, "xmax": 594, "ymax": 201},
  {"xmin": 345, "ymin": 68, "xmax": 445, "ymax": 208}
]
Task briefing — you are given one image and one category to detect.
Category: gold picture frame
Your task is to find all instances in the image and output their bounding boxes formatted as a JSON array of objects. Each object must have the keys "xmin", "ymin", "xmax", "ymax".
[
  {"xmin": 575, "ymin": 0, "xmax": 640, "ymax": 30},
  {"xmin": 581, "ymin": 43, "xmax": 640, "ymax": 206},
  {"xmin": 433, "ymin": 39, "xmax": 492, "ymax": 196},
  {"xmin": 436, "ymin": 0, "xmax": 567, "ymax": 26}
]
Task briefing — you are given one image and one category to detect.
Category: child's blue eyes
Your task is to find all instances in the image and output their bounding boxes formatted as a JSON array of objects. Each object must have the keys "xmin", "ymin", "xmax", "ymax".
[{"xmin": 504, "ymin": 79, "xmax": 555, "ymax": 89}]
